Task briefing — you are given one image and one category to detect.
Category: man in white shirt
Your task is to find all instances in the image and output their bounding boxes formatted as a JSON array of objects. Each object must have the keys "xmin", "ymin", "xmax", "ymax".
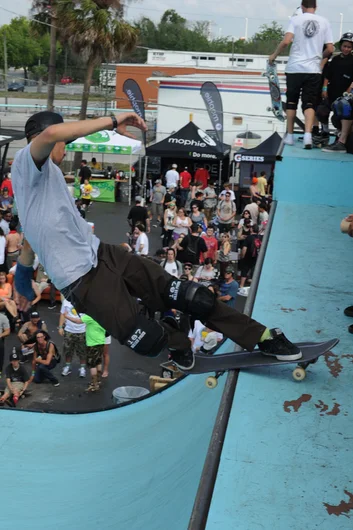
[
  {"xmin": 135, "ymin": 223, "xmax": 149, "ymax": 256},
  {"xmin": 219, "ymin": 182, "xmax": 235, "ymax": 201},
  {"xmin": 244, "ymin": 197, "xmax": 259, "ymax": 225},
  {"xmin": 58, "ymin": 298, "xmax": 87, "ymax": 378},
  {"xmin": 269, "ymin": 0, "xmax": 334, "ymax": 149},
  {"xmin": 165, "ymin": 164, "xmax": 179, "ymax": 189}
]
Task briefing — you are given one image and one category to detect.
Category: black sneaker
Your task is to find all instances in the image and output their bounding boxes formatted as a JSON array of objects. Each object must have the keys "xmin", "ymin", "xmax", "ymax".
[
  {"xmin": 169, "ymin": 349, "xmax": 195, "ymax": 371},
  {"xmin": 53, "ymin": 381, "xmax": 60, "ymax": 387},
  {"xmin": 48, "ymin": 304, "xmax": 57, "ymax": 310},
  {"xmin": 258, "ymin": 328, "xmax": 302, "ymax": 361},
  {"xmin": 344, "ymin": 305, "xmax": 353, "ymax": 317},
  {"xmin": 322, "ymin": 141, "xmax": 347, "ymax": 153}
]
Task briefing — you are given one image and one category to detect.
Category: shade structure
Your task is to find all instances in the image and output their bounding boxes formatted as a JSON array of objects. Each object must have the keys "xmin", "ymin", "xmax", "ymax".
[
  {"xmin": 66, "ymin": 130, "xmax": 142, "ymax": 155},
  {"xmin": 235, "ymin": 132, "xmax": 282, "ymax": 164}
]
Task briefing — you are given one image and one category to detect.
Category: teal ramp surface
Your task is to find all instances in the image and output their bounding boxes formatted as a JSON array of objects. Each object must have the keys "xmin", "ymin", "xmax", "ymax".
[{"xmin": 206, "ymin": 146, "xmax": 353, "ymax": 529}]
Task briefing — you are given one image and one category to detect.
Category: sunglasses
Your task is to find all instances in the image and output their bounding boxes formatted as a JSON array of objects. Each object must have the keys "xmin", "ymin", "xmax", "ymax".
[
  {"xmin": 184, "ymin": 266, "xmax": 192, "ymax": 270},
  {"xmin": 225, "ymin": 194, "xmax": 231, "ymax": 197}
]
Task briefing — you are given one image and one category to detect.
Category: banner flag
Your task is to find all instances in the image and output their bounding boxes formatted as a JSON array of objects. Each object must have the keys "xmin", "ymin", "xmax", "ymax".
[
  {"xmin": 200, "ymin": 81, "xmax": 224, "ymax": 145},
  {"xmin": 123, "ymin": 78, "xmax": 146, "ymax": 145}
]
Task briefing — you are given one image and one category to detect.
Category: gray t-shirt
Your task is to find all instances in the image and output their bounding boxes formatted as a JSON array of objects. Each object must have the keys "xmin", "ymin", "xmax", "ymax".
[
  {"xmin": 203, "ymin": 187, "xmax": 217, "ymax": 209},
  {"xmin": 12, "ymin": 145, "xmax": 100, "ymax": 290},
  {"xmin": 0, "ymin": 312, "xmax": 10, "ymax": 333},
  {"xmin": 218, "ymin": 200, "xmax": 236, "ymax": 224},
  {"xmin": 152, "ymin": 185, "xmax": 166, "ymax": 204}
]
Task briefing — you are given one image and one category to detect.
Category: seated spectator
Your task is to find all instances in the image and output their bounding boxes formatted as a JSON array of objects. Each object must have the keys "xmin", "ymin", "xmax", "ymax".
[
  {"xmin": 217, "ymin": 232, "xmax": 231, "ymax": 278},
  {"xmin": 0, "ymin": 188, "xmax": 14, "ymax": 213},
  {"xmin": 0, "ymin": 270, "xmax": 17, "ymax": 319},
  {"xmin": 190, "ymin": 203, "xmax": 207, "ymax": 231},
  {"xmin": 203, "ymin": 182, "xmax": 217, "ymax": 222},
  {"xmin": 160, "ymin": 248, "xmax": 183, "ymax": 278},
  {"xmin": 217, "ymin": 192, "xmax": 236, "ymax": 233},
  {"xmin": 0, "ymin": 351, "xmax": 30, "ymax": 404},
  {"xmin": 179, "ymin": 223, "xmax": 207, "ymax": 266},
  {"xmin": 199, "ymin": 329, "xmax": 223, "ymax": 354},
  {"xmin": 0, "ymin": 227, "xmax": 6, "ymax": 272},
  {"xmin": 182, "ymin": 262, "xmax": 195, "ymax": 281},
  {"xmin": 219, "ymin": 182, "xmax": 235, "ymax": 201},
  {"xmin": 239, "ymin": 225, "xmax": 261, "ymax": 288},
  {"xmin": 173, "ymin": 208, "xmax": 191, "ymax": 240},
  {"xmin": 244, "ymin": 197, "xmax": 259, "ymax": 225},
  {"xmin": 201, "ymin": 225, "xmax": 218, "ymax": 264},
  {"xmin": 194, "ymin": 258, "xmax": 219, "ymax": 286},
  {"xmin": 249, "ymin": 177, "xmax": 262, "ymax": 200},
  {"xmin": 6, "ymin": 220, "xmax": 23, "ymax": 270},
  {"xmin": 135, "ymin": 223, "xmax": 149, "ymax": 256},
  {"xmin": 163, "ymin": 202, "xmax": 177, "ymax": 247},
  {"xmin": 218, "ymin": 266, "xmax": 239, "ymax": 308},
  {"xmin": 18, "ymin": 310, "xmax": 48, "ymax": 361},
  {"xmin": 31, "ymin": 330, "xmax": 60, "ymax": 387},
  {"xmin": 188, "ymin": 320, "xmax": 223, "ymax": 353},
  {"xmin": 0, "ymin": 312, "xmax": 10, "ymax": 377}
]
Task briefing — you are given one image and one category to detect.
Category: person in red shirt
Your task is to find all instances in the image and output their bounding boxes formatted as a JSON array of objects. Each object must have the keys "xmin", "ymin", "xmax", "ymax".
[
  {"xmin": 194, "ymin": 165, "xmax": 210, "ymax": 189},
  {"xmin": 179, "ymin": 167, "xmax": 192, "ymax": 206},
  {"xmin": 0, "ymin": 173, "xmax": 14, "ymax": 198},
  {"xmin": 201, "ymin": 225, "xmax": 218, "ymax": 264}
]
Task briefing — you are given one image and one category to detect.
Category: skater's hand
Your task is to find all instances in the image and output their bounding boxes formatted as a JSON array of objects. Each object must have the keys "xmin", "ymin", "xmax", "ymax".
[
  {"xmin": 115, "ymin": 112, "xmax": 147, "ymax": 139},
  {"xmin": 268, "ymin": 54, "xmax": 276, "ymax": 65},
  {"xmin": 321, "ymin": 90, "xmax": 328, "ymax": 99},
  {"xmin": 58, "ymin": 327, "xmax": 64, "ymax": 337},
  {"xmin": 345, "ymin": 214, "xmax": 353, "ymax": 222},
  {"xmin": 16, "ymin": 293, "xmax": 32, "ymax": 313}
]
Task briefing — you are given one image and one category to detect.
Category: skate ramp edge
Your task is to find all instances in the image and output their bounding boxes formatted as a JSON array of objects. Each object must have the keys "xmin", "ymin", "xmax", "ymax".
[{"xmin": 0, "ymin": 343, "xmax": 230, "ymax": 530}]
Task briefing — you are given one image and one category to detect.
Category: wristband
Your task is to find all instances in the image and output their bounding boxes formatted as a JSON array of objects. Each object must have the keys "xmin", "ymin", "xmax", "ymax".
[
  {"xmin": 111, "ymin": 116, "xmax": 118, "ymax": 131},
  {"xmin": 322, "ymin": 87, "xmax": 328, "ymax": 92},
  {"xmin": 31, "ymin": 371, "xmax": 35, "ymax": 376}
]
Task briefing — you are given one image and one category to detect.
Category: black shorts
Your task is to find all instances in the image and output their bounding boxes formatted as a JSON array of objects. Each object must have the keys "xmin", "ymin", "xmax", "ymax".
[
  {"xmin": 82, "ymin": 198, "xmax": 91, "ymax": 206},
  {"xmin": 240, "ymin": 259, "xmax": 256, "ymax": 277},
  {"xmin": 218, "ymin": 223, "xmax": 232, "ymax": 234},
  {"xmin": 286, "ymin": 73, "xmax": 322, "ymax": 111}
]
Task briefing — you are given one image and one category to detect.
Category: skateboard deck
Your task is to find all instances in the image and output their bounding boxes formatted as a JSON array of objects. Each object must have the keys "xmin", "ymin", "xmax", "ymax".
[
  {"xmin": 264, "ymin": 62, "xmax": 286, "ymax": 122},
  {"xmin": 180, "ymin": 339, "xmax": 339, "ymax": 386}
]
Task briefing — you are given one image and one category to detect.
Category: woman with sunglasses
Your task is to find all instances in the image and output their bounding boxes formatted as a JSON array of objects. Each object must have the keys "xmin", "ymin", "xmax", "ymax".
[
  {"xmin": 172, "ymin": 207, "xmax": 192, "ymax": 241},
  {"xmin": 182, "ymin": 262, "xmax": 194, "ymax": 281},
  {"xmin": 190, "ymin": 203, "xmax": 208, "ymax": 231},
  {"xmin": 218, "ymin": 232, "xmax": 232, "ymax": 278},
  {"xmin": 163, "ymin": 201, "xmax": 177, "ymax": 247}
]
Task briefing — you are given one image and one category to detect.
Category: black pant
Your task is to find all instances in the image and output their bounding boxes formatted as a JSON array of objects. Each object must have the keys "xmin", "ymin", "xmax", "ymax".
[{"xmin": 71, "ymin": 243, "xmax": 266, "ymax": 352}]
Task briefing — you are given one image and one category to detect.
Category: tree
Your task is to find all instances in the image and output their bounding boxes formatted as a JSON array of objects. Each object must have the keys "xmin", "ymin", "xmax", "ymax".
[
  {"xmin": 247, "ymin": 21, "xmax": 285, "ymax": 54},
  {"xmin": 31, "ymin": 64, "xmax": 48, "ymax": 92}
]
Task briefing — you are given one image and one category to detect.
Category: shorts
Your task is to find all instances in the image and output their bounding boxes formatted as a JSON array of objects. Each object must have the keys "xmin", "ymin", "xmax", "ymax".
[
  {"xmin": 5, "ymin": 381, "xmax": 24, "ymax": 396},
  {"xmin": 82, "ymin": 198, "xmax": 91, "ymax": 206},
  {"xmin": 218, "ymin": 223, "xmax": 233, "ymax": 234},
  {"xmin": 151, "ymin": 203, "xmax": 163, "ymax": 218},
  {"xmin": 86, "ymin": 344, "xmax": 104, "ymax": 368},
  {"xmin": 240, "ymin": 259, "xmax": 256, "ymax": 277},
  {"xmin": 286, "ymin": 73, "xmax": 322, "ymax": 111},
  {"xmin": 63, "ymin": 331, "xmax": 87, "ymax": 361}
]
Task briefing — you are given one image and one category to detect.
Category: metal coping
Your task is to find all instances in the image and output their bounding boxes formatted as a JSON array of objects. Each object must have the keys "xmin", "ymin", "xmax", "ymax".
[{"xmin": 188, "ymin": 200, "xmax": 278, "ymax": 530}]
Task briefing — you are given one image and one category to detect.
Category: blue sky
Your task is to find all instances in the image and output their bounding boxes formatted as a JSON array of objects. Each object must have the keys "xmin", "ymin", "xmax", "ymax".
[{"xmin": 1, "ymin": 0, "xmax": 352, "ymax": 41}]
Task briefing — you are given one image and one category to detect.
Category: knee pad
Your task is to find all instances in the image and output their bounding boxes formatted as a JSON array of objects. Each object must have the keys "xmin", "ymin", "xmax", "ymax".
[
  {"xmin": 15, "ymin": 262, "xmax": 35, "ymax": 301},
  {"xmin": 164, "ymin": 279, "xmax": 215, "ymax": 320},
  {"xmin": 286, "ymin": 102, "xmax": 298, "ymax": 111},
  {"xmin": 124, "ymin": 314, "xmax": 168, "ymax": 357}
]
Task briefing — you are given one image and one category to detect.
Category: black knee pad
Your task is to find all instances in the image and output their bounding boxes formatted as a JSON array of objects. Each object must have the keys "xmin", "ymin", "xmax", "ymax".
[
  {"xmin": 164, "ymin": 279, "xmax": 215, "ymax": 320},
  {"xmin": 286, "ymin": 102, "xmax": 298, "ymax": 111},
  {"xmin": 124, "ymin": 315, "xmax": 168, "ymax": 357}
]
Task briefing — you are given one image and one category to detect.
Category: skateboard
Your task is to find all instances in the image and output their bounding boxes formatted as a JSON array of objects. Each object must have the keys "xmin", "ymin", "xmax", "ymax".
[
  {"xmin": 0, "ymin": 388, "xmax": 32, "ymax": 407},
  {"xmin": 176, "ymin": 339, "xmax": 339, "ymax": 388},
  {"xmin": 263, "ymin": 62, "xmax": 286, "ymax": 122}
]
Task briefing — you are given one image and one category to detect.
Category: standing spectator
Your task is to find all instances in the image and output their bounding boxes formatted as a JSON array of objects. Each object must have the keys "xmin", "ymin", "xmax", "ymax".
[
  {"xmin": 257, "ymin": 171, "xmax": 268, "ymax": 197},
  {"xmin": 201, "ymin": 225, "xmax": 218, "ymax": 264},
  {"xmin": 127, "ymin": 196, "xmax": 150, "ymax": 232},
  {"xmin": 203, "ymin": 182, "xmax": 217, "ymax": 222},
  {"xmin": 218, "ymin": 267, "xmax": 239, "ymax": 308},
  {"xmin": 64, "ymin": 313, "xmax": 105, "ymax": 393},
  {"xmin": 190, "ymin": 203, "xmax": 207, "ymax": 231},
  {"xmin": 217, "ymin": 232, "xmax": 231, "ymax": 278},
  {"xmin": 0, "ymin": 173, "xmax": 13, "ymax": 197},
  {"xmin": 32, "ymin": 330, "xmax": 60, "ymax": 387},
  {"xmin": 249, "ymin": 178, "xmax": 262, "ymax": 200},
  {"xmin": 194, "ymin": 165, "xmax": 210, "ymax": 189},
  {"xmin": 0, "ymin": 227, "xmax": 6, "ymax": 272},
  {"xmin": 173, "ymin": 208, "xmax": 191, "ymax": 240},
  {"xmin": 160, "ymin": 248, "xmax": 183, "ymax": 278},
  {"xmin": 190, "ymin": 191, "xmax": 205, "ymax": 212},
  {"xmin": 150, "ymin": 179, "xmax": 166, "ymax": 226},
  {"xmin": 164, "ymin": 185, "xmax": 177, "ymax": 209},
  {"xmin": 0, "ymin": 312, "xmax": 10, "ymax": 377},
  {"xmin": 135, "ymin": 223, "xmax": 149, "ymax": 256},
  {"xmin": 58, "ymin": 298, "xmax": 87, "ymax": 378},
  {"xmin": 0, "ymin": 351, "xmax": 30, "ymax": 404},
  {"xmin": 237, "ymin": 217, "xmax": 252, "ymax": 250},
  {"xmin": 194, "ymin": 258, "xmax": 218, "ymax": 287},
  {"xmin": 0, "ymin": 211, "xmax": 10, "ymax": 235},
  {"xmin": 6, "ymin": 221, "xmax": 22, "ymax": 270},
  {"xmin": 239, "ymin": 225, "xmax": 261, "ymax": 288},
  {"xmin": 179, "ymin": 167, "xmax": 192, "ymax": 206},
  {"xmin": 90, "ymin": 157, "xmax": 101, "ymax": 171},
  {"xmin": 0, "ymin": 188, "xmax": 14, "ymax": 212},
  {"xmin": 179, "ymin": 223, "xmax": 207, "ymax": 266},
  {"xmin": 217, "ymin": 192, "xmax": 236, "ymax": 233},
  {"xmin": 102, "ymin": 335, "xmax": 111, "ymax": 378},
  {"xmin": 244, "ymin": 197, "xmax": 259, "ymax": 225},
  {"xmin": 188, "ymin": 320, "xmax": 222, "ymax": 353},
  {"xmin": 163, "ymin": 202, "xmax": 177, "ymax": 247},
  {"xmin": 79, "ymin": 159, "xmax": 92, "ymax": 185},
  {"xmin": 165, "ymin": 164, "xmax": 179, "ymax": 189},
  {"xmin": 259, "ymin": 202, "xmax": 269, "ymax": 224},
  {"xmin": 81, "ymin": 178, "xmax": 93, "ymax": 208},
  {"xmin": 185, "ymin": 182, "xmax": 194, "ymax": 212},
  {"xmin": 219, "ymin": 182, "xmax": 235, "ymax": 202}
]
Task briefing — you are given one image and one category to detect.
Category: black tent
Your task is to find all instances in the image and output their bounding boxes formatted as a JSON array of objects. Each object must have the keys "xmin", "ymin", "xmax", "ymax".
[
  {"xmin": 235, "ymin": 132, "xmax": 282, "ymax": 164},
  {"xmin": 146, "ymin": 121, "xmax": 230, "ymax": 161}
]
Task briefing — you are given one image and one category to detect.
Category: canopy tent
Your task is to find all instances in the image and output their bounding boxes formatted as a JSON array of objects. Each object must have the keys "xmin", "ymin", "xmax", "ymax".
[
  {"xmin": 235, "ymin": 132, "xmax": 282, "ymax": 164},
  {"xmin": 66, "ymin": 130, "xmax": 142, "ymax": 205}
]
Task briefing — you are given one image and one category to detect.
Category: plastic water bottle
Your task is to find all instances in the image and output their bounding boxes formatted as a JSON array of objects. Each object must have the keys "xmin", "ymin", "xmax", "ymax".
[{"xmin": 12, "ymin": 347, "xmax": 16, "ymax": 355}]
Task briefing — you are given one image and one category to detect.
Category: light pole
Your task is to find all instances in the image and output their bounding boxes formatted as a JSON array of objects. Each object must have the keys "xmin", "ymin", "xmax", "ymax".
[
  {"xmin": 231, "ymin": 36, "xmax": 235, "ymax": 68},
  {"xmin": 339, "ymin": 13, "xmax": 343, "ymax": 40},
  {"xmin": 245, "ymin": 18, "xmax": 249, "ymax": 40}
]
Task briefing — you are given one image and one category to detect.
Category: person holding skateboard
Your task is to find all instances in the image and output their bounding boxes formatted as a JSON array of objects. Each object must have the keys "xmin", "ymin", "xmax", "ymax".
[
  {"xmin": 269, "ymin": 0, "xmax": 334, "ymax": 149},
  {"xmin": 12, "ymin": 110, "xmax": 302, "ymax": 371}
]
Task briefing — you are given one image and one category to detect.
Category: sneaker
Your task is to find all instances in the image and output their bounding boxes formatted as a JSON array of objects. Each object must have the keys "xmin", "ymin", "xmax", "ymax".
[
  {"xmin": 61, "ymin": 365, "xmax": 72, "ymax": 376},
  {"xmin": 53, "ymin": 381, "xmax": 60, "ymax": 387},
  {"xmin": 322, "ymin": 141, "xmax": 347, "ymax": 153},
  {"xmin": 283, "ymin": 134, "xmax": 294, "ymax": 146},
  {"xmin": 258, "ymin": 328, "xmax": 302, "ymax": 361},
  {"xmin": 79, "ymin": 366, "xmax": 86, "ymax": 378},
  {"xmin": 152, "ymin": 224, "xmax": 158, "ymax": 228},
  {"xmin": 344, "ymin": 305, "xmax": 353, "ymax": 317},
  {"xmin": 48, "ymin": 303, "xmax": 56, "ymax": 310},
  {"xmin": 169, "ymin": 349, "xmax": 195, "ymax": 370},
  {"xmin": 85, "ymin": 381, "xmax": 99, "ymax": 392}
]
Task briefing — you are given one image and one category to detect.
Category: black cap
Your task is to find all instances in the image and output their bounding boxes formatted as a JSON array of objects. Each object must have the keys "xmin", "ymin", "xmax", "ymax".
[
  {"xmin": 30, "ymin": 311, "xmax": 40, "ymax": 318},
  {"xmin": 2, "ymin": 187, "xmax": 8, "ymax": 192},
  {"xmin": 225, "ymin": 266, "xmax": 235, "ymax": 275},
  {"xmin": 10, "ymin": 352, "xmax": 19, "ymax": 361},
  {"xmin": 25, "ymin": 111, "xmax": 64, "ymax": 140}
]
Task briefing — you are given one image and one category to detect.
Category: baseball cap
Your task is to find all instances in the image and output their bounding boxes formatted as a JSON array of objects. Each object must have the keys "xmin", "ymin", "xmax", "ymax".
[
  {"xmin": 2, "ymin": 187, "xmax": 8, "ymax": 192},
  {"xmin": 10, "ymin": 352, "xmax": 19, "ymax": 362},
  {"xmin": 225, "ymin": 266, "xmax": 234, "ymax": 275},
  {"xmin": 155, "ymin": 179, "xmax": 161, "ymax": 184},
  {"xmin": 172, "ymin": 164, "xmax": 177, "ymax": 168},
  {"xmin": 135, "ymin": 196, "xmax": 142, "ymax": 203},
  {"xmin": 30, "ymin": 311, "xmax": 40, "ymax": 318},
  {"xmin": 25, "ymin": 111, "xmax": 64, "ymax": 140}
]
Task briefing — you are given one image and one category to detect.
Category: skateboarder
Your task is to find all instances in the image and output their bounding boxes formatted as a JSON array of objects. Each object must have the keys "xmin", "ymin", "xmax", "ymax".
[
  {"xmin": 12, "ymin": 111, "xmax": 302, "ymax": 371},
  {"xmin": 269, "ymin": 0, "xmax": 334, "ymax": 149}
]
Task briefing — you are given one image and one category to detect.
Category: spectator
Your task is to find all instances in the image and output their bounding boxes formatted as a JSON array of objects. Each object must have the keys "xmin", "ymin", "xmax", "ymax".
[
  {"xmin": 164, "ymin": 184, "xmax": 177, "ymax": 209},
  {"xmin": 79, "ymin": 159, "xmax": 92, "ymax": 185},
  {"xmin": 32, "ymin": 330, "xmax": 60, "ymax": 387},
  {"xmin": 217, "ymin": 191, "xmax": 236, "ymax": 233},
  {"xmin": 203, "ymin": 182, "xmax": 217, "ymax": 222},
  {"xmin": 81, "ymin": 178, "xmax": 93, "ymax": 208},
  {"xmin": 0, "ymin": 188, "xmax": 14, "ymax": 212},
  {"xmin": 244, "ymin": 197, "xmax": 259, "ymax": 225},
  {"xmin": 182, "ymin": 262, "xmax": 195, "ymax": 281},
  {"xmin": 257, "ymin": 171, "xmax": 268, "ymax": 197},
  {"xmin": 218, "ymin": 267, "xmax": 239, "ymax": 308},
  {"xmin": 194, "ymin": 165, "xmax": 210, "ymax": 189},
  {"xmin": 165, "ymin": 164, "xmax": 179, "ymax": 189},
  {"xmin": 18, "ymin": 310, "xmax": 48, "ymax": 362},
  {"xmin": 103, "ymin": 334, "xmax": 111, "ymax": 378},
  {"xmin": 163, "ymin": 202, "xmax": 177, "ymax": 247},
  {"xmin": 239, "ymin": 225, "xmax": 262, "ymax": 288},
  {"xmin": 0, "ymin": 312, "xmax": 10, "ymax": 377},
  {"xmin": 150, "ymin": 179, "xmax": 166, "ymax": 226},
  {"xmin": 0, "ymin": 351, "xmax": 30, "ymax": 405},
  {"xmin": 0, "ymin": 211, "xmax": 10, "ymax": 235},
  {"xmin": 179, "ymin": 223, "xmax": 208, "ymax": 266},
  {"xmin": 0, "ymin": 227, "xmax": 6, "ymax": 272},
  {"xmin": 184, "ymin": 182, "xmax": 194, "ymax": 212},
  {"xmin": 64, "ymin": 313, "xmax": 105, "ymax": 392},
  {"xmin": 238, "ymin": 210, "xmax": 253, "ymax": 229},
  {"xmin": 58, "ymin": 298, "xmax": 87, "ymax": 378},
  {"xmin": 190, "ymin": 203, "xmax": 207, "ymax": 231},
  {"xmin": 172, "ymin": 207, "xmax": 192, "ymax": 240},
  {"xmin": 201, "ymin": 225, "xmax": 218, "ymax": 264},
  {"xmin": 217, "ymin": 232, "xmax": 232, "ymax": 278},
  {"xmin": 249, "ymin": 177, "xmax": 262, "ymax": 200},
  {"xmin": 127, "ymin": 196, "xmax": 150, "ymax": 232},
  {"xmin": 219, "ymin": 182, "xmax": 235, "ymax": 201},
  {"xmin": 160, "ymin": 248, "xmax": 183, "ymax": 278},
  {"xmin": 0, "ymin": 270, "xmax": 17, "ymax": 318},
  {"xmin": 194, "ymin": 258, "xmax": 218, "ymax": 287},
  {"xmin": 152, "ymin": 248, "xmax": 167, "ymax": 265},
  {"xmin": 75, "ymin": 198, "xmax": 86, "ymax": 219},
  {"xmin": 0, "ymin": 173, "xmax": 13, "ymax": 197},
  {"xmin": 259, "ymin": 202, "xmax": 269, "ymax": 224},
  {"xmin": 179, "ymin": 167, "xmax": 192, "ymax": 206},
  {"xmin": 190, "ymin": 191, "xmax": 205, "ymax": 212},
  {"xmin": 90, "ymin": 157, "xmax": 102, "ymax": 170},
  {"xmin": 237, "ymin": 217, "xmax": 252, "ymax": 250},
  {"xmin": 135, "ymin": 223, "xmax": 149, "ymax": 256},
  {"xmin": 6, "ymin": 220, "xmax": 22, "ymax": 270},
  {"xmin": 188, "ymin": 320, "xmax": 222, "ymax": 353}
]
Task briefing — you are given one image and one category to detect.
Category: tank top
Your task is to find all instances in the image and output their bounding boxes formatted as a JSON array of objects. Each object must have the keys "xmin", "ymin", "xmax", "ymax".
[
  {"xmin": 165, "ymin": 209, "xmax": 176, "ymax": 231},
  {"xmin": 174, "ymin": 216, "xmax": 190, "ymax": 235}
]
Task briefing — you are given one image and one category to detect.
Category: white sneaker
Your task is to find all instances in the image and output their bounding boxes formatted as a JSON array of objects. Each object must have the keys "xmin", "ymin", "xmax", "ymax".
[
  {"xmin": 283, "ymin": 134, "xmax": 294, "ymax": 146},
  {"xmin": 61, "ymin": 365, "xmax": 71, "ymax": 376},
  {"xmin": 79, "ymin": 366, "xmax": 86, "ymax": 378}
]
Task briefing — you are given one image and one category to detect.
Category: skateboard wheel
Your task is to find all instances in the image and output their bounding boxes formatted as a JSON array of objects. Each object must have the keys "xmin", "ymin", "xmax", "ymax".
[
  {"xmin": 266, "ymin": 107, "xmax": 273, "ymax": 112},
  {"xmin": 161, "ymin": 369, "xmax": 173, "ymax": 379},
  {"xmin": 269, "ymin": 75, "xmax": 275, "ymax": 81},
  {"xmin": 205, "ymin": 376, "xmax": 218, "ymax": 389},
  {"xmin": 292, "ymin": 367, "xmax": 306, "ymax": 381}
]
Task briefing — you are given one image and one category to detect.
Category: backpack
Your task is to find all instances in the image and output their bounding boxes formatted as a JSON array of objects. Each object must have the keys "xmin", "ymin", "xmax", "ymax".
[
  {"xmin": 250, "ymin": 236, "xmax": 262, "ymax": 258},
  {"xmin": 186, "ymin": 236, "xmax": 199, "ymax": 264}
]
